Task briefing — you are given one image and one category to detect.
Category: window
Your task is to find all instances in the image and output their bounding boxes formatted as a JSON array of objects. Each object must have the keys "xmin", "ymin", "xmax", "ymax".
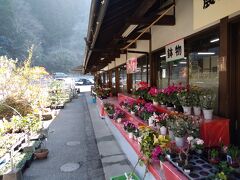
[
  {"xmin": 157, "ymin": 53, "xmax": 169, "ymax": 88},
  {"xmin": 132, "ymin": 56, "xmax": 149, "ymax": 87},
  {"xmin": 119, "ymin": 65, "xmax": 127, "ymax": 92},
  {"xmin": 112, "ymin": 70, "xmax": 116, "ymax": 88},
  {"xmin": 189, "ymin": 47, "xmax": 219, "ymax": 111},
  {"xmin": 169, "ymin": 58, "xmax": 188, "ymax": 85}
]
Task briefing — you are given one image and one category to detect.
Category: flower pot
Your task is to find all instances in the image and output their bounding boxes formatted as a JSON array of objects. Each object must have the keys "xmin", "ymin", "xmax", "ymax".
[
  {"xmin": 209, "ymin": 158, "xmax": 219, "ymax": 164},
  {"xmin": 128, "ymin": 132, "xmax": 133, "ymax": 139},
  {"xmin": 160, "ymin": 104, "xmax": 166, "ymax": 108},
  {"xmin": 148, "ymin": 118, "xmax": 154, "ymax": 127},
  {"xmin": 183, "ymin": 106, "xmax": 192, "ymax": 115},
  {"xmin": 169, "ymin": 130, "xmax": 175, "ymax": 141},
  {"xmin": 34, "ymin": 149, "xmax": 49, "ymax": 160},
  {"xmin": 117, "ymin": 118, "xmax": 122, "ymax": 123},
  {"xmin": 153, "ymin": 101, "xmax": 159, "ymax": 106},
  {"xmin": 193, "ymin": 106, "xmax": 201, "ymax": 116},
  {"xmin": 175, "ymin": 137, "xmax": 185, "ymax": 147},
  {"xmin": 131, "ymin": 111, "xmax": 135, "ymax": 115},
  {"xmin": 160, "ymin": 126, "xmax": 167, "ymax": 135},
  {"xmin": 160, "ymin": 161, "xmax": 164, "ymax": 169},
  {"xmin": 203, "ymin": 109, "xmax": 213, "ymax": 120},
  {"xmin": 137, "ymin": 137, "xmax": 142, "ymax": 144},
  {"xmin": 167, "ymin": 106, "xmax": 174, "ymax": 111}
]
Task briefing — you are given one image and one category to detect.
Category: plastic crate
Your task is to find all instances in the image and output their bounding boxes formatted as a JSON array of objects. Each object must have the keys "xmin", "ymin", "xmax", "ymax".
[{"xmin": 110, "ymin": 173, "xmax": 140, "ymax": 180}]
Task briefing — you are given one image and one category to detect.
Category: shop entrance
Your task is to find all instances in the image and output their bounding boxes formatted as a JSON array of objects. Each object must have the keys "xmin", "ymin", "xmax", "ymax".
[{"xmin": 230, "ymin": 20, "xmax": 240, "ymax": 145}]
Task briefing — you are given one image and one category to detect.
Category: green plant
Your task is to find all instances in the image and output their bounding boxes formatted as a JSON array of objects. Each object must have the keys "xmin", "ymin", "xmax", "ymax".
[
  {"xmin": 190, "ymin": 86, "xmax": 202, "ymax": 107},
  {"xmin": 139, "ymin": 127, "xmax": 156, "ymax": 159},
  {"xmin": 199, "ymin": 88, "xmax": 216, "ymax": 110},
  {"xmin": 227, "ymin": 146, "xmax": 240, "ymax": 161},
  {"xmin": 165, "ymin": 114, "xmax": 176, "ymax": 131},
  {"xmin": 177, "ymin": 89, "xmax": 192, "ymax": 107},
  {"xmin": 171, "ymin": 115, "xmax": 188, "ymax": 137},
  {"xmin": 215, "ymin": 172, "xmax": 227, "ymax": 180},
  {"xmin": 210, "ymin": 149, "xmax": 219, "ymax": 159}
]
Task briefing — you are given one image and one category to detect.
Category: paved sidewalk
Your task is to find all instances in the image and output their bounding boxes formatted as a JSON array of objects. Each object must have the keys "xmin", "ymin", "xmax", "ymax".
[
  {"xmin": 24, "ymin": 95, "xmax": 105, "ymax": 180},
  {"xmin": 85, "ymin": 93, "xmax": 133, "ymax": 179}
]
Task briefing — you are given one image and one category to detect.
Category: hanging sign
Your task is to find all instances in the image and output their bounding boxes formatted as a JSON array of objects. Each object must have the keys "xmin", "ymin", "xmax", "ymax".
[
  {"xmin": 165, "ymin": 39, "xmax": 184, "ymax": 62},
  {"xmin": 127, "ymin": 58, "xmax": 137, "ymax": 74}
]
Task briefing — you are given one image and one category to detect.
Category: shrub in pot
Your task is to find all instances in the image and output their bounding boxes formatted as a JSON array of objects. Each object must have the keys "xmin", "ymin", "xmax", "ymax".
[
  {"xmin": 114, "ymin": 108, "xmax": 125, "ymax": 123},
  {"xmin": 123, "ymin": 121, "xmax": 136, "ymax": 139},
  {"xmin": 166, "ymin": 114, "xmax": 176, "ymax": 141},
  {"xmin": 209, "ymin": 149, "xmax": 220, "ymax": 164},
  {"xmin": 177, "ymin": 87, "xmax": 192, "ymax": 115},
  {"xmin": 171, "ymin": 116, "xmax": 188, "ymax": 147},
  {"xmin": 190, "ymin": 86, "xmax": 202, "ymax": 116},
  {"xmin": 227, "ymin": 146, "xmax": 240, "ymax": 168},
  {"xmin": 155, "ymin": 113, "xmax": 168, "ymax": 135},
  {"xmin": 199, "ymin": 89, "xmax": 216, "ymax": 120}
]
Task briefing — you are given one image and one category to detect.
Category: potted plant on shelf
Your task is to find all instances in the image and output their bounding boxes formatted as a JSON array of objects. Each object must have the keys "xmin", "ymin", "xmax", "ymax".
[
  {"xmin": 133, "ymin": 81, "xmax": 149, "ymax": 100},
  {"xmin": 163, "ymin": 83, "xmax": 184, "ymax": 111},
  {"xmin": 171, "ymin": 115, "xmax": 188, "ymax": 147},
  {"xmin": 123, "ymin": 121, "xmax": 136, "ymax": 139},
  {"xmin": 139, "ymin": 103, "xmax": 155, "ymax": 122},
  {"xmin": 227, "ymin": 146, "xmax": 240, "ymax": 168},
  {"xmin": 133, "ymin": 128, "xmax": 141, "ymax": 142},
  {"xmin": 114, "ymin": 108, "xmax": 125, "ymax": 123},
  {"xmin": 209, "ymin": 149, "xmax": 220, "ymax": 164},
  {"xmin": 151, "ymin": 145, "xmax": 166, "ymax": 169},
  {"xmin": 199, "ymin": 88, "xmax": 216, "ymax": 120},
  {"xmin": 157, "ymin": 90, "xmax": 167, "ymax": 107},
  {"xmin": 156, "ymin": 113, "xmax": 168, "ymax": 135},
  {"xmin": 166, "ymin": 114, "xmax": 176, "ymax": 141},
  {"xmin": 177, "ymin": 87, "xmax": 192, "ymax": 115},
  {"xmin": 190, "ymin": 86, "xmax": 202, "ymax": 116},
  {"xmin": 148, "ymin": 87, "xmax": 159, "ymax": 106},
  {"xmin": 190, "ymin": 138, "xmax": 204, "ymax": 154}
]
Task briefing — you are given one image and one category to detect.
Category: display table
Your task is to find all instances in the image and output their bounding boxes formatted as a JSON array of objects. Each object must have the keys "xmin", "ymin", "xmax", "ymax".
[
  {"xmin": 96, "ymin": 96, "xmax": 189, "ymax": 180},
  {"xmin": 118, "ymin": 93, "xmax": 230, "ymax": 147}
]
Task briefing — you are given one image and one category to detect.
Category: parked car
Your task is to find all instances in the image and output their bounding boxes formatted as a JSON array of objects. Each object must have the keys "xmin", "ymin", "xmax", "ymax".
[{"xmin": 75, "ymin": 78, "xmax": 94, "ymax": 93}]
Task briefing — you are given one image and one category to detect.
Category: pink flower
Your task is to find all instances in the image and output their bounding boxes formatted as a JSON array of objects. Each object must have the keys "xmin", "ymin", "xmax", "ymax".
[
  {"xmin": 148, "ymin": 87, "xmax": 158, "ymax": 96},
  {"xmin": 151, "ymin": 146, "xmax": 163, "ymax": 160}
]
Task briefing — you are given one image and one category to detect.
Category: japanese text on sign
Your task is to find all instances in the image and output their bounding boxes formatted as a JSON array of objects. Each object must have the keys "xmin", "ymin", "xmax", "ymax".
[{"xmin": 165, "ymin": 39, "xmax": 184, "ymax": 62}]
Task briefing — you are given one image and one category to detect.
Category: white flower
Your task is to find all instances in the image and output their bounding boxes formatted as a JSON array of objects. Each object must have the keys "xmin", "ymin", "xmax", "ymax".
[
  {"xmin": 196, "ymin": 138, "xmax": 204, "ymax": 145},
  {"xmin": 187, "ymin": 136, "xmax": 194, "ymax": 143}
]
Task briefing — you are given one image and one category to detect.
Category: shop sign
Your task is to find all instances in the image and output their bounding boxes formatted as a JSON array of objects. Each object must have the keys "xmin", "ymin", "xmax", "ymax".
[
  {"xmin": 127, "ymin": 58, "xmax": 137, "ymax": 74},
  {"xmin": 165, "ymin": 39, "xmax": 184, "ymax": 62},
  {"xmin": 194, "ymin": 0, "xmax": 240, "ymax": 30}
]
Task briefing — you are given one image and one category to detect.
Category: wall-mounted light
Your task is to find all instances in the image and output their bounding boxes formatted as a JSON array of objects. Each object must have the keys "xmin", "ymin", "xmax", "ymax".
[
  {"xmin": 179, "ymin": 61, "xmax": 187, "ymax": 64},
  {"xmin": 197, "ymin": 52, "xmax": 215, "ymax": 55},
  {"xmin": 160, "ymin": 54, "xmax": 166, "ymax": 58},
  {"xmin": 210, "ymin": 38, "xmax": 219, "ymax": 43}
]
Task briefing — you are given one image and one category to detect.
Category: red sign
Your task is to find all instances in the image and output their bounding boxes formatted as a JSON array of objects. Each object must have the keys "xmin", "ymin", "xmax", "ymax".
[{"xmin": 127, "ymin": 58, "xmax": 137, "ymax": 74}]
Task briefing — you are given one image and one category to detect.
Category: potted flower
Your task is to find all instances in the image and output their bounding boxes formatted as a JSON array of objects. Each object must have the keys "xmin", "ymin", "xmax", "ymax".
[
  {"xmin": 191, "ymin": 138, "xmax": 204, "ymax": 154},
  {"xmin": 166, "ymin": 114, "xmax": 176, "ymax": 141},
  {"xmin": 114, "ymin": 109, "xmax": 125, "ymax": 123},
  {"xmin": 123, "ymin": 121, "xmax": 136, "ymax": 139},
  {"xmin": 177, "ymin": 87, "xmax": 192, "ymax": 115},
  {"xmin": 199, "ymin": 88, "xmax": 216, "ymax": 120},
  {"xmin": 171, "ymin": 115, "xmax": 188, "ymax": 147},
  {"xmin": 163, "ymin": 83, "xmax": 184, "ymax": 110},
  {"xmin": 157, "ymin": 90, "xmax": 167, "ymax": 107},
  {"xmin": 148, "ymin": 87, "xmax": 159, "ymax": 106},
  {"xmin": 151, "ymin": 146, "xmax": 166, "ymax": 169},
  {"xmin": 209, "ymin": 149, "xmax": 220, "ymax": 164},
  {"xmin": 133, "ymin": 81, "xmax": 149, "ymax": 100},
  {"xmin": 133, "ymin": 128, "xmax": 141, "ymax": 142},
  {"xmin": 148, "ymin": 114, "xmax": 156, "ymax": 127},
  {"xmin": 130, "ymin": 103, "xmax": 139, "ymax": 115},
  {"xmin": 227, "ymin": 146, "xmax": 240, "ymax": 168},
  {"xmin": 190, "ymin": 86, "xmax": 202, "ymax": 116},
  {"xmin": 139, "ymin": 103, "xmax": 155, "ymax": 122},
  {"xmin": 156, "ymin": 113, "xmax": 168, "ymax": 135}
]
